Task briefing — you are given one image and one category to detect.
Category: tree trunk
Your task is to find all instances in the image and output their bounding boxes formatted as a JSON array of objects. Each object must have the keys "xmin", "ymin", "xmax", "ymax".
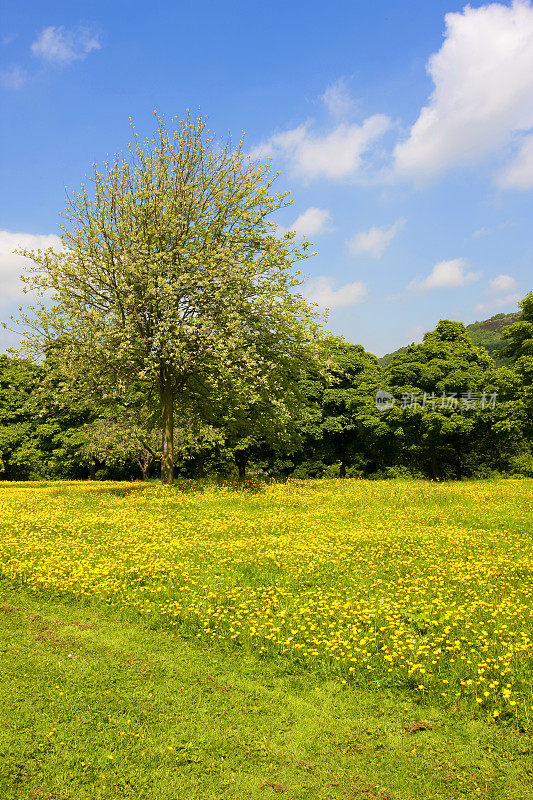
[
  {"xmin": 195, "ymin": 452, "xmax": 207, "ymax": 478},
  {"xmin": 235, "ymin": 451, "xmax": 249, "ymax": 481},
  {"xmin": 430, "ymin": 451, "xmax": 439, "ymax": 480},
  {"xmin": 454, "ymin": 447, "xmax": 462, "ymax": 481},
  {"xmin": 88, "ymin": 458, "xmax": 96, "ymax": 480},
  {"xmin": 160, "ymin": 376, "xmax": 174, "ymax": 485},
  {"xmin": 339, "ymin": 461, "xmax": 347, "ymax": 479}
]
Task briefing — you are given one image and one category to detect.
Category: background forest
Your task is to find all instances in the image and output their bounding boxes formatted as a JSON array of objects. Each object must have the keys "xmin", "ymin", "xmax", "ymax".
[{"xmin": 1, "ymin": 295, "xmax": 531, "ymax": 482}]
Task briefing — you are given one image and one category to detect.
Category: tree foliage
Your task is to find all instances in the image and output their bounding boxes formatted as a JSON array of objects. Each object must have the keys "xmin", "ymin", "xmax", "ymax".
[{"xmin": 0, "ymin": 303, "xmax": 531, "ymax": 481}]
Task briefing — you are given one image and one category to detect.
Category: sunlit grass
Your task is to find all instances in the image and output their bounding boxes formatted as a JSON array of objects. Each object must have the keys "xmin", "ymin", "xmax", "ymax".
[{"xmin": 0, "ymin": 478, "xmax": 531, "ymax": 724}]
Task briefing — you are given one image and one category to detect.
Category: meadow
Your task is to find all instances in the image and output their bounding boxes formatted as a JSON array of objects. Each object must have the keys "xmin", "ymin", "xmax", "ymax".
[{"xmin": 1, "ymin": 478, "xmax": 532, "ymax": 798}]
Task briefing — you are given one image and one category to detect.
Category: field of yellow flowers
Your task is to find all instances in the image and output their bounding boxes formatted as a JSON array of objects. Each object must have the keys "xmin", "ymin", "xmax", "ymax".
[{"xmin": 0, "ymin": 479, "xmax": 531, "ymax": 723}]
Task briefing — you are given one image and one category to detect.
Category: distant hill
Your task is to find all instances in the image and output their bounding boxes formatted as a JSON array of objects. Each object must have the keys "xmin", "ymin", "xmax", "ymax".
[{"xmin": 379, "ymin": 311, "xmax": 522, "ymax": 367}]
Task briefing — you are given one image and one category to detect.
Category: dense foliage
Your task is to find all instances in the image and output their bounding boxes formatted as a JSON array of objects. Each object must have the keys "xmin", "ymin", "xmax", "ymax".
[{"xmin": 0, "ymin": 293, "xmax": 531, "ymax": 481}]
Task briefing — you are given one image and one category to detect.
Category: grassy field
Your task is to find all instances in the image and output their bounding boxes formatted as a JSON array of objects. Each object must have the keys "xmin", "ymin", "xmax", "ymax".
[{"xmin": 0, "ymin": 478, "xmax": 532, "ymax": 798}]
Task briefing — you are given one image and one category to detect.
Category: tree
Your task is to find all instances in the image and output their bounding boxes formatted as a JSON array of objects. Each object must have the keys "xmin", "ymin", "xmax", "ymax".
[
  {"xmin": 290, "ymin": 336, "xmax": 383, "ymax": 478},
  {"xmin": 199, "ymin": 349, "xmax": 313, "ymax": 480},
  {"xmin": 0, "ymin": 355, "xmax": 93, "ymax": 479},
  {"xmin": 502, "ymin": 292, "xmax": 533, "ymax": 362},
  {"xmin": 221, "ymin": 399, "xmax": 299, "ymax": 481},
  {"xmin": 0, "ymin": 356, "xmax": 45, "ymax": 479},
  {"xmin": 502, "ymin": 291, "xmax": 533, "ymax": 446},
  {"xmin": 385, "ymin": 320, "xmax": 499, "ymax": 479},
  {"xmin": 17, "ymin": 113, "xmax": 321, "ymax": 483}
]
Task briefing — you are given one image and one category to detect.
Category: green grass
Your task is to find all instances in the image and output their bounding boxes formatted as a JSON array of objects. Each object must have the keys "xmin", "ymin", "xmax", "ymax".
[
  {"xmin": 0, "ymin": 478, "xmax": 532, "ymax": 798},
  {"xmin": 1, "ymin": 584, "xmax": 532, "ymax": 800}
]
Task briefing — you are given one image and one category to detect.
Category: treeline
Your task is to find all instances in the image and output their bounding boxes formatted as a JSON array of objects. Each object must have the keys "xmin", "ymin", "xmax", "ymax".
[{"xmin": 2, "ymin": 292, "xmax": 532, "ymax": 482}]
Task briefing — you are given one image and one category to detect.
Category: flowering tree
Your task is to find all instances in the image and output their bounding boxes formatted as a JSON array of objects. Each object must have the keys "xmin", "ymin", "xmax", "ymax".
[{"xmin": 17, "ymin": 113, "xmax": 321, "ymax": 483}]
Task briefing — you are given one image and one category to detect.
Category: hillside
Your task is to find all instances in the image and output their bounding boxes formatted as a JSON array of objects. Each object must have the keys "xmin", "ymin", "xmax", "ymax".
[{"xmin": 379, "ymin": 311, "xmax": 522, "ymax": 367}]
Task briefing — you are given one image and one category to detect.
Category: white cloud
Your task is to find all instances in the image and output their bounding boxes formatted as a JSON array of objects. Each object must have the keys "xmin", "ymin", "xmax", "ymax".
[
  {"xmin": 394, "ymin": 0, "xmax": 533, "ymax": 182},
  {"xmin": 497, "ymin": 133, "xmax": 533, "ymax": 189},
  {"xmin": 250, "ymin": 114, "xmax": 391, "ymax": 180},
  {"xmin": 0, "ymin": 64, "xmax": 26, "ymax": 89},
  {"xmin": 321, "ymin": 78, "xmax": 355, "ymax": 119},
  {"xmin": 248, "ymin": 125, "xmax": 307, "ymax": 161},
  {"xmin": 472, "ymin": 220, "xmax": 516, "ymax": 239},
  {"xmin": 409, "ymin": 258, "xmax": 481, "ymax": 291},
  {"xmin": 472, "ymin": 226, "xmax": 491, "ymax": 240},
  {"xmin": 488, "ymin": 274, "xmax": 518, "ymax": 294},
  {"xmin": 301, "ymin": 276, "xmax": 367, "ymax": 308},
  {"xmin": 475, "ymin": 293, "xmax": 520, "ymax": 313},
  {"xmin": 476, "ymin": 273, "xmax": 520, "ymax": 312},
  {"xmin": 31, "ymin": 26, "xmax": 101, "ymax": 64},
  {"xmin": 0, "ymin": 230, "xmax": 62, "ymax": 306},
  {"xmin": 347, "ymin": 218, "xmax": 406, "ymax": 258},
  {"xmin": 277, "ymin": 207, "xmax": 332, "ymax": 238}
]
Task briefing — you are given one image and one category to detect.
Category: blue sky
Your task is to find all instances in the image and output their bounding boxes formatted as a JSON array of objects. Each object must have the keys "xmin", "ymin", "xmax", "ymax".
[{"xmin": 1, "ymin": 0, "xmax": 532, "ymax": 356}]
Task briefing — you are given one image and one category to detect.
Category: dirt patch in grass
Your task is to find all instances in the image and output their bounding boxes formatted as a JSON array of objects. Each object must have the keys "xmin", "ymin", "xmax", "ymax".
[
  {"xmin": 27, "ymin": 613, "xmax": 95, "ymax": 650},
  {"xmin": 403, "ymin": 721, "xmax": 435, "ymax": 735},
  {"xmin": 0, "ymin": 604, "xmax": 22, "ymax": 614},
  {"xmin": 205, "ymin": 674, "xmax": 236, "ymax": 695},
  {"xmin": 262, "ymin": 781, "xmax": 289, "ymax": 793},
  {"xmin": 344, "ymin": 778, "xmax": 394, "ymax": 799},
  {"xmin": 30, "ymin": 614, "xmax": 96, "ymax": 630}
]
